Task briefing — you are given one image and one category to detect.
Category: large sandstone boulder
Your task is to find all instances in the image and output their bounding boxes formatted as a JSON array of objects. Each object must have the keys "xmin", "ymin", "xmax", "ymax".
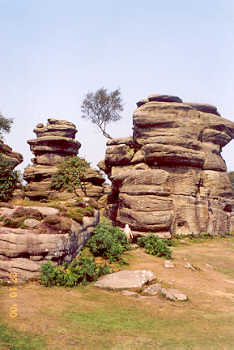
[
  {"xmin": 94, "ymin": 270, "xmax": 155, "ymax": 290},
  {"xmin": 103, "ymin": 94, "xmax": 234, "ymax": 237}
]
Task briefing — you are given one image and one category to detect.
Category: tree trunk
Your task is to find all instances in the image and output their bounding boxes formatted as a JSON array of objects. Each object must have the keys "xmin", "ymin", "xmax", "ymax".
[{"xmin": 97, "ymin": 124, "xmax": 113, "ymax": 139}]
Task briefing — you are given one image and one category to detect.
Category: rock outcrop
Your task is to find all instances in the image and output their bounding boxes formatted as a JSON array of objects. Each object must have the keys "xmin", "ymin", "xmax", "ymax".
[
  {"xmin": 0, "ymin": 203, "xmax": 99, "ymax": 283},
  {"xmin": 103, "ymin": 94, "xmax": 234, "ymax": 237},
  {"xmin": 0, "ymin": 140, "xmax": 23, "ymax": 169},
  {"xmin": 24, "ymin": 118, "xmax": 105, "ymax": 201},
  {"xmin": 0, "ymin": 140, "xmax": 24, "ymax": 200}
]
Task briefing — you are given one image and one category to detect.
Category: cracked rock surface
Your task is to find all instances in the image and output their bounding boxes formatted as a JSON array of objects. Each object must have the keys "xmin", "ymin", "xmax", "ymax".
[
  {"xmin": 0, "ymin": 205, "xmax": 99, "ymax": 283},
  {"xmin": 103, "ymin": 94, "xmax": 234, "ymax": 237},
  {"xmin": 94, "ymin": 270, "xmax": 155, "ymax": 290}
]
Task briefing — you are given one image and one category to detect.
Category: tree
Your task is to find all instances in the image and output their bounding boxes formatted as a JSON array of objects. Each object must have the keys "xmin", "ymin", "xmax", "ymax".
[
  {"xmin": 81, "ymin": 88, "xmax": 123, "ymax": 139},
  {"xmin": 0, "ymin": 113, "xmax": 13, "ymax": 140},
  {"xmin": 51, "ymin": 156, "xmax": 90, "ymax": 197},
  {"xmin": 0, "ymin": 154, "xmax": 19, "ymax": 201}
]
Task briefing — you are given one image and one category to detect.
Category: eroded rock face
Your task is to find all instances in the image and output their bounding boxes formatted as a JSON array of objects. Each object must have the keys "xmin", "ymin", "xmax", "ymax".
[
  {"xmin": 0, "ymin": 140, "xmax": 23, "ymax": 169},
  {"xmin": 0, "ymin": 204, "xmax": 99, "ymax": 283},
  {"xmin": 0, "ymin": 140, "xmax": 24, "ymax": 200},
  {"xmin": 103, "ymin": 94, "xmax": 234, "ymax": 237},
  {"xmin": 23, "ymin": 119, "xmax": 105, "ymax": 200}
]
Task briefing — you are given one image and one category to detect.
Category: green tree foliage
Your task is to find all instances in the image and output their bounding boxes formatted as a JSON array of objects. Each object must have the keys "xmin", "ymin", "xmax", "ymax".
[
  {"xmin": 137, "ymin": 234, "xmax": 172, "ymax": 259},
  {"xmin": 81, "ymin": 87, "xmax": 123, "ymax": 139},
  {"xmin": 0, "ymin": 154, "xmax": 19, "ymax": 201},
  {"xmin": 51, "ymin": 156, "xmax": 90, "ymax": 196},
  {"xmin": 86, "ymin": 219, "xmax": 130, "ymax": 263},
  {"xmin": 0, "ymin": 113, "xmax": 13, "ymax": 140}
]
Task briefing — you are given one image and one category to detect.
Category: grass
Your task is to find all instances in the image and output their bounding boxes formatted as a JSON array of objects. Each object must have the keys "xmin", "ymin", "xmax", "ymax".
[
  {"xmin": 0, "ymin": 321, "xmax": 46, "ymax": 350},
  {"xmin": 1, "ymin": 237, "xmax": 234, "ymax": 349}
]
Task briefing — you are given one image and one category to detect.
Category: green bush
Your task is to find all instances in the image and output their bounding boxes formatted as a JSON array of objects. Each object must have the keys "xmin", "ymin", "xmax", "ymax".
[
  {"xmin": 40, "ymin": 250, "xmax": 112, "ymax": 287},
  {"xmin": 137, "ymin": 234, "xmax": 172, "ymax": 259},
  {"xmin": 0, "ymin": 154, "xmax": 19, "ymax": 201},
  {"xmin": 51, "ymin": 156, "xmax": 90, "ymax": 196},
  {"xmin": 86, "ymin": 219, "xmax": 130, "ymax": 263}
]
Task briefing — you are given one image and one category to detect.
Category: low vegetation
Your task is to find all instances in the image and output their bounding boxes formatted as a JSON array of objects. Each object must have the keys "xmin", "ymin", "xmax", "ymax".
[
  {"xmin": 1, "ymin": 237, "xmax": 234, "ymax": 349},
  {"xmin": 86, "ymin": 219, "xmax": 130, "ymax": 263},
  {"xmin": 40, "ymin": 249, "xmax": 112, "ymax": 288},
  {"xmin": 0, "ymin": 153, "xmax": 19, "ymax": 202},
  {"xmin": 137, "ymin": 234, "xmax": 172, "ymax": 259},
  {"xmin": 40, "ymin": 219, "xmax": 129, "ymax": 287},
  {"xmin": 0, "ymin": 322, "xmax": 45, "ymax": 350}
]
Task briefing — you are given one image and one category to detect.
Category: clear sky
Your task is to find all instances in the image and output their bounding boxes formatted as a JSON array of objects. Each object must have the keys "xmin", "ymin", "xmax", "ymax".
[{"xmin": 0, "ymin": 0, "xmax": 233, "ymax": 173}]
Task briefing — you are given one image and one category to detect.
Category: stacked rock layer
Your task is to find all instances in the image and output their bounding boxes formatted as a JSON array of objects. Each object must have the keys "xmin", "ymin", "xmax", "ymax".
[
  {"xmin": 0, "ymin": 140, "xmax": 24, "ymax": 200},
  {"xmin": 0, "ymin": 140, "xmax": 23, "ymax": 169},
  {"xmin": 24, "ymin": 118, "xmax": 105, "ymax": 200},
  {"xmin": 103, "ymin": 94, "xmax": 234, "ymax": 237},
  {"xmin": 0, "ymin": 204, "xmax": 99, "ymax": 283}
]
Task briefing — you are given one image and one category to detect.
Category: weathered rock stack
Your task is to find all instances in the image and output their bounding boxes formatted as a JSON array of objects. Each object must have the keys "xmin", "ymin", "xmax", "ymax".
[
  {"xmin": 103, "ymin": 94, "xmax": 234, "ymax": 237},
  {"xmin": 23, "ymin": 118, "xmax": 80, "ymax": 199},
  {"xmin": 0, "ymin": 140, "xmax": 24, "ymax": 200},
  {"xmin": 0, "ymin": 140, "xmax": 23, "ymax": 169},
  {"xmin": 24, "ymin": 118, "xmax": 105, "ymax": 200}
]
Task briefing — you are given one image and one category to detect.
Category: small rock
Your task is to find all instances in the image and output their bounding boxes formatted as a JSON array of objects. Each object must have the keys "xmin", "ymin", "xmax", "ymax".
[
  {"xmin": 164, "ymin": 260, "xmax": 175, "ymax": 268},
  {"xmin": 21, "ymin": 206, "xmax": 60, "ymax": 217},
  {"xmin": 121, "ymin": 290, "xmax": 138, "ymax": 296},
  {"xmin": 130, "ymin": 244, "xmax": 138, "ymax": 249},
  {"xmin": 224, "ymin": 280, "xmax": 234, "ymax": 285},
  {"xmin": 205, "ymin": 264, "xmax": 214, "ymax": 269},
  {"xmin": 36, "ymin": 123, "xmax": 44, "ymax": 128},
  {"xmin": 161, "ymin": 288, "xmax": 188, "ymax": 301},
  {"xmin": 147, "ymin": 94, "xmax": 183, "ymax": 103},
  {"xmin": 24, "ymin": 218, "xmax": 40, "ymax": 228},
  {"xmin": 30, "ymin": 255, "xmax": 44, "ymax": 261},
  {"xmin": 185, "ymin": 263, "xmax": 197, "ymax": 271},
  {"xmin": 142, "ymin": 283, "xmax": 162, "ymax": 296}
]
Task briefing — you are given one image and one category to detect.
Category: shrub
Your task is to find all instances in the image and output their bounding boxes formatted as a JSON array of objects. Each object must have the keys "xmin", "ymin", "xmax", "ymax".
[
  {"xmin": 86, "ymin": 219, "xmax": 130, "ymax": 263},
  {"xmin": 51, "ymin": 156, "xmax": 90, "ymax": 196},
  {"xmin": 137, "ymin": 234, "xmax": 172, "ymax": 259},
  {"xmin": 0, "ymin": 153, "xmax": 19, "ymax": 201},
  {"xmin": 40, "ymin": 249, "xmax": 112, "ymax": 287}
]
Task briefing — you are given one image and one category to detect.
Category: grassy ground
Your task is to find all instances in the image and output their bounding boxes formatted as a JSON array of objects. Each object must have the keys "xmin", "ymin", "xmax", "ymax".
[{"xmin": 1, "ymin": 236, "xmax": 234, "ymax": 350}]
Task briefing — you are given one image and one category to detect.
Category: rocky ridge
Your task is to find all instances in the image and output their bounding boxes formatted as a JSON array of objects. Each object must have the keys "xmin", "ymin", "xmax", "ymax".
[{"xmin": 102, "ymin": 94, "xmax": 234, "ymax": 237}]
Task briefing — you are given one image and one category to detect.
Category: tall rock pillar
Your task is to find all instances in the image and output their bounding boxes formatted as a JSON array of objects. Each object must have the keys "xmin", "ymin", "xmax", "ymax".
[
  {"xmin": 103, "ymin": 94, "xmax": 234, "ymax": 237},
  {"xmin": 24, "ymin": 118, "xmax": 80, "ymax": 199}
]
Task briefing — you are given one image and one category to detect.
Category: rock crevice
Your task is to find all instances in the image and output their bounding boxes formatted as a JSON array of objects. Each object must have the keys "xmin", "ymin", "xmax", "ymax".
[{"xmin": 103, "ymin": 94, "xmax": 234, "ymax": 237}]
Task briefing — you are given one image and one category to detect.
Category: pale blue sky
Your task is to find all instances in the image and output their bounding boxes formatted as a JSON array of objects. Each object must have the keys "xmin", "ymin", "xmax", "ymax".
[{"xmin": 0, "ymin": 0, "xmax": 233, "ymax": 172}]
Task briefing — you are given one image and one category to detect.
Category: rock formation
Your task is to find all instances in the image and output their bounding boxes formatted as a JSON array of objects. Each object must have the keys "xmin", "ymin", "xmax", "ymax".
[
  {"xmin": 24, "ymin": 118, "xmax": 105, "ymax": 200},
  {"xmin": 0, "ymin": 203, "xmax": 99, "ymax": 283},
  {"xmin": 0, "ymin": 140, "xmax": 24, "ymax": 200},
  {"xmin": 0, "ymin": 140, "xmax": 23, "ymax": 169},
  {"xmin": 102, "ymin": 94, "xmax": 234, "ymax": 237}
]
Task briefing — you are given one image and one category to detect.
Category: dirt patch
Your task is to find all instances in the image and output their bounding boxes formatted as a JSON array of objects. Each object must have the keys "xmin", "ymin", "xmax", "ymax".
[{"xmin": 1, "ymin": 237, "xmax": 234, "ymax": 349}]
